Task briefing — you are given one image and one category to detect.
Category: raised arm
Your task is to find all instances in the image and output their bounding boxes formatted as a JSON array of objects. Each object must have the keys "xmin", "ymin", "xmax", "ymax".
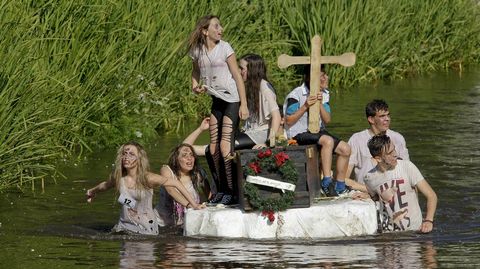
[
  {"xmin": 226, "ymin": 53, "xmax": 249, "ymax": 120},
  {"xmin": 416, "ymin": 179, "xmax": 438, "ymax": 233},
  {"xmin": 86, "ymin": 174, "xmax": 115, "ymax": 202},
  {"xmin": 183, "ymin": 117, "xmax": 209, "ymax": 156}
]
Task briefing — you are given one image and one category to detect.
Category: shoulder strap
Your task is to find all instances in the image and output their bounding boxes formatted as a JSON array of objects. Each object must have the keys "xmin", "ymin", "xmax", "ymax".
[{"xmin": 162, "ymin": 165, "xmax": 177, "ymax": 180}]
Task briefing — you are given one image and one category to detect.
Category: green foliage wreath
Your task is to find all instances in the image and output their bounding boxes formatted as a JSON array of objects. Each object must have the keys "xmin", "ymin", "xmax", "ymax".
[{"xmin": 243, "ymin": 148, "xmax": 298, "ymax": 214}]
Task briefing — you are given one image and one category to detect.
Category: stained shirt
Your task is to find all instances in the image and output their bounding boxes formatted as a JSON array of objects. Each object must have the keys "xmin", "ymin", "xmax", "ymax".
[{"xmin": 190, "ymin": 40, "xmax": 240, "ymax": 103}]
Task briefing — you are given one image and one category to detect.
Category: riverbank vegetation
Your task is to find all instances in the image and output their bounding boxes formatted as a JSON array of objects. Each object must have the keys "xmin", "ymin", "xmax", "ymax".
[{"xmin": 1, "ymin": 0, "xmax": 479, "ymax": 190}]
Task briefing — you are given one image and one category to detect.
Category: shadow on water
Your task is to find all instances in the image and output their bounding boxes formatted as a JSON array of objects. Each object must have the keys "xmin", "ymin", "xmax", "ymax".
[{"xmin": 1, "ymin": 67, "xmax": 480, "ymax": 268}]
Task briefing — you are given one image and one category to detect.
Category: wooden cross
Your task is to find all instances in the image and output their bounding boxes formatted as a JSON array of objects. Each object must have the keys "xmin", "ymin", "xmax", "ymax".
[{"xmin": 278, "ymin": 35, "xmax": 356, "ymax": 133}]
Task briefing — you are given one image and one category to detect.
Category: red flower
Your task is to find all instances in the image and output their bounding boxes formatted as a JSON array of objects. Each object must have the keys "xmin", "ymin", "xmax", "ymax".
[
  {"xmin": 257, "ymin": 151, "xmax": 265, "ymax": 159},
  {"xmin": 248, "ymin": 161, "xmax": 261, "ymax": 174},
  {"xmin": 274, "ymin": 151, "xmax": 289, "ymax": 167},
  {"xmin": 262, "ymin": 210, "xmax": 275, "ymax": 222},
  {"xmin": 264, "ymin": 148, "xmax": 272, "ymax": 157},
  {"xmin": 268, "ymin": 212, "xmax": 275, "ymax": 222}
]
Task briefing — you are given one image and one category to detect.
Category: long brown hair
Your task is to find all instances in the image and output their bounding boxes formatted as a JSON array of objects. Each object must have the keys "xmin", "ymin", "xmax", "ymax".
[
  {"xmin": 167, "ymin": 143, "xmax": 201, "ymax": 186},
  {"xmin": 112, "ymin": 141, "xmax": 150, "ymax": 192},
  {"xmin": 187, "ymin": 15, "xmax": 219, "ymax": 55},
  {"xmin": 241, "ymin": 54, "xmax": 269, "ymax": 119}
]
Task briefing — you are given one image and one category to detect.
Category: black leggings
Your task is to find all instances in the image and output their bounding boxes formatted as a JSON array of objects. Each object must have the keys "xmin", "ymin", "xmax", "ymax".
[{"xmin": 208, "ymin": 97, "xmax": 240, "ymax": 195}]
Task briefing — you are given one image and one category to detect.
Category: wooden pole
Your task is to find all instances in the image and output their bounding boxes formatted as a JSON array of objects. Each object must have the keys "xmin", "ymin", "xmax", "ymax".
[{"xmin": 308, "ymin": 35, "xmax": 322, "ymax": 133}]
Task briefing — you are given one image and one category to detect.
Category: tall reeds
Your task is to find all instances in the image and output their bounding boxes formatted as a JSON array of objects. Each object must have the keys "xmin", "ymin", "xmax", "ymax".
[
  {"xmin": 0, "ymin": 0, "xmax": 479, "ymax": 190},
  {"xmin": 277, "ymin": 0, "xmax": 480, "ymax": 87}
]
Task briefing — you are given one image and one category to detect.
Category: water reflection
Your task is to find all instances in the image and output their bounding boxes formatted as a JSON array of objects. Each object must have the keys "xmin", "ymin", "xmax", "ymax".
[
  {"xmin": 119, "ymin": 241, "xmax": 157, "ymax": 269},
  {"xmin": 151, "ymin": 239, "xmax": 437, "ymax": 268},
  {"xmin": 375, "ymin": 241, "xmax": 437, "ymax": 269},
  {"xmin": 422, "ymin": 241, "xmax": 438, "ymax": 269}
]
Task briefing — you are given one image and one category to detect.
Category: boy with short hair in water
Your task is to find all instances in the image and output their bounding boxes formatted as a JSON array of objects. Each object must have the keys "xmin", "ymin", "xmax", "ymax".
[{"xmin": 365, "ymin": 134, "xmax": 437, "ymax": 233}]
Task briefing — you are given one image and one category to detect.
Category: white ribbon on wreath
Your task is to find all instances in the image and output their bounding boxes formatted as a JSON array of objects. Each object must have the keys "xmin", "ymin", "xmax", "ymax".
[{"xmin": 246, "ymin": 175, "xmax": 296, "ymax": 193}]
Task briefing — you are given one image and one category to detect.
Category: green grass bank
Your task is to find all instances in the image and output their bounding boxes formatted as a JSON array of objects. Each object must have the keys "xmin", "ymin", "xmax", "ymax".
[{"xmin": 1, "ymin": 0, "xmax": 479, "ymax": 190}]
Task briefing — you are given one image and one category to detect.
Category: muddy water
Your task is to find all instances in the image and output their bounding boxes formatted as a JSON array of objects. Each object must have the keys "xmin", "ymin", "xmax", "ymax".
[{"xmin": 1, "ymin": 68, "xmax": 479, "ymax": 268}]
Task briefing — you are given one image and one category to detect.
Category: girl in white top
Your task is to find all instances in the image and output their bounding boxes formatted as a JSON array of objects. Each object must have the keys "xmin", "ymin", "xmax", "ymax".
[
  {"xmin": 86, "ymin": 141, "xmax": 204, "ymax": 235},
  {"xmin": 236, "ymin": 54, "xmax": 281, "ymax": 149},
  {"xmin": 188, "ymin": 15, "xmax": 248, "ymax": 205}
]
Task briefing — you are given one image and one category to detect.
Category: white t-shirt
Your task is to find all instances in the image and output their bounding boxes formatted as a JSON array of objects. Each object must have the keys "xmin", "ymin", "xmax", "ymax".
[
  {"xmin": 364, "ymin": 160, "xmax": 424, "ymax": 232},
  {"xmin": 243, "ymin": 79, "xmax": 278, "ymax": 144},
  {"xmin": 190, "ymin": 40, "xmax": 239, "ymax": 103},
  {"xmin": 348, "ymin": 129, "xmax": 409, "ymax": 183}
]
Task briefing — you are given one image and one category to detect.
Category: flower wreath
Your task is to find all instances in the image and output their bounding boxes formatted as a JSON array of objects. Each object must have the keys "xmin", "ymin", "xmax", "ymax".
[{"xmin": 243, "ymin": 148, "xmax": 298, "ymax": 221}]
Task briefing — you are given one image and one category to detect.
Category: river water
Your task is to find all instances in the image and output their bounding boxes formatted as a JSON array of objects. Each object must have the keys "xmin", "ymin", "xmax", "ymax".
[{"xmin": 1, "ymin": 68, "xmax": 479, "ymax": 268}]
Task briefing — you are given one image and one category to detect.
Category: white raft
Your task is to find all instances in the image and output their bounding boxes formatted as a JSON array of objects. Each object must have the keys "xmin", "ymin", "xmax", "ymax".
[{"xmin": 184, "ymin": 198, "xmax": 377, "ymax": 239}]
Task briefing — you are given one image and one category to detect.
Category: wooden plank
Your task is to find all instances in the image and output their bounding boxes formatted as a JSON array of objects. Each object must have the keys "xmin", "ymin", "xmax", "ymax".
[
  {"xmin": 308, "ymin": 35, "xmax": 322, "ymax": 133},
  {"xmin": 277, "ymin": 52, "xmax": 356, "ymax": 69},
  {"xmin": 306, "ymin": 146, "xmax": 321, "ymax": 199},
  {"xmin": 291, "ymin": 191, "xmax": 311, "ymax": 208}
]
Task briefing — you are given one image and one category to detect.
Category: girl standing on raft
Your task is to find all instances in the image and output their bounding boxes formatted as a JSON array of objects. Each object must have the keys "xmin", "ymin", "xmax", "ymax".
[{"xmin": 188, "ymin": 15, "xmax": 248, "ymax": 205}]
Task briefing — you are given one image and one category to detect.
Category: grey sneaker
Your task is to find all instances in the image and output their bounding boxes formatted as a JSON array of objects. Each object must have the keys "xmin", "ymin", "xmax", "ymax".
[
  {"xmin": 337, "ymin": 186, "xmax": 353, "ymax": 198},
  {"xmin": 219, "ymin": 194, "xmax": 233, "ymax": 205},
  {"xmin": 209, "ymin": 192, "xmax": 224, "ymax": 204},
  {"xmin": 321, "ymin": 182, "xmax": 338, "ymax": 197}
]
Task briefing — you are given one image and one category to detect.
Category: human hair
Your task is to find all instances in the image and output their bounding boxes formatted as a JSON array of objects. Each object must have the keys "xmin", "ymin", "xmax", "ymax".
[
  {"xmin": 302, "ymin": 64, "xmax": 326, "ymax": 89},
  {"xmin": 187, "ymin": 15, "xmax": 219, "ymax": 55},
  {"xmin": 167, "ymin": 143, "xmax": 201, "ymax": 186},
  {"xmin": 241, "ymin": 53, "xmax": 269, "ymax": 119},
  {"xmin": 365, "ymin": 99, "xmax": 389, "ymax": 118},
  {"xmin": 367, "ymin": 133, "xmax": 391, "ymax": 158},
  {"xmin": 277, "ymin": 103, "xmax": 284, "ymax": 118},
  {"xmin": 112, "ymin": 141, "xmax": 150, "ymax": 192}
]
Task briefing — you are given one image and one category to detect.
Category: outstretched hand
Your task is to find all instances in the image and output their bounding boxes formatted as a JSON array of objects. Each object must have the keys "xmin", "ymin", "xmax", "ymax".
[{"xmin": 86, "ymin": 189, "xmax": 95, "ymax": 203}]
